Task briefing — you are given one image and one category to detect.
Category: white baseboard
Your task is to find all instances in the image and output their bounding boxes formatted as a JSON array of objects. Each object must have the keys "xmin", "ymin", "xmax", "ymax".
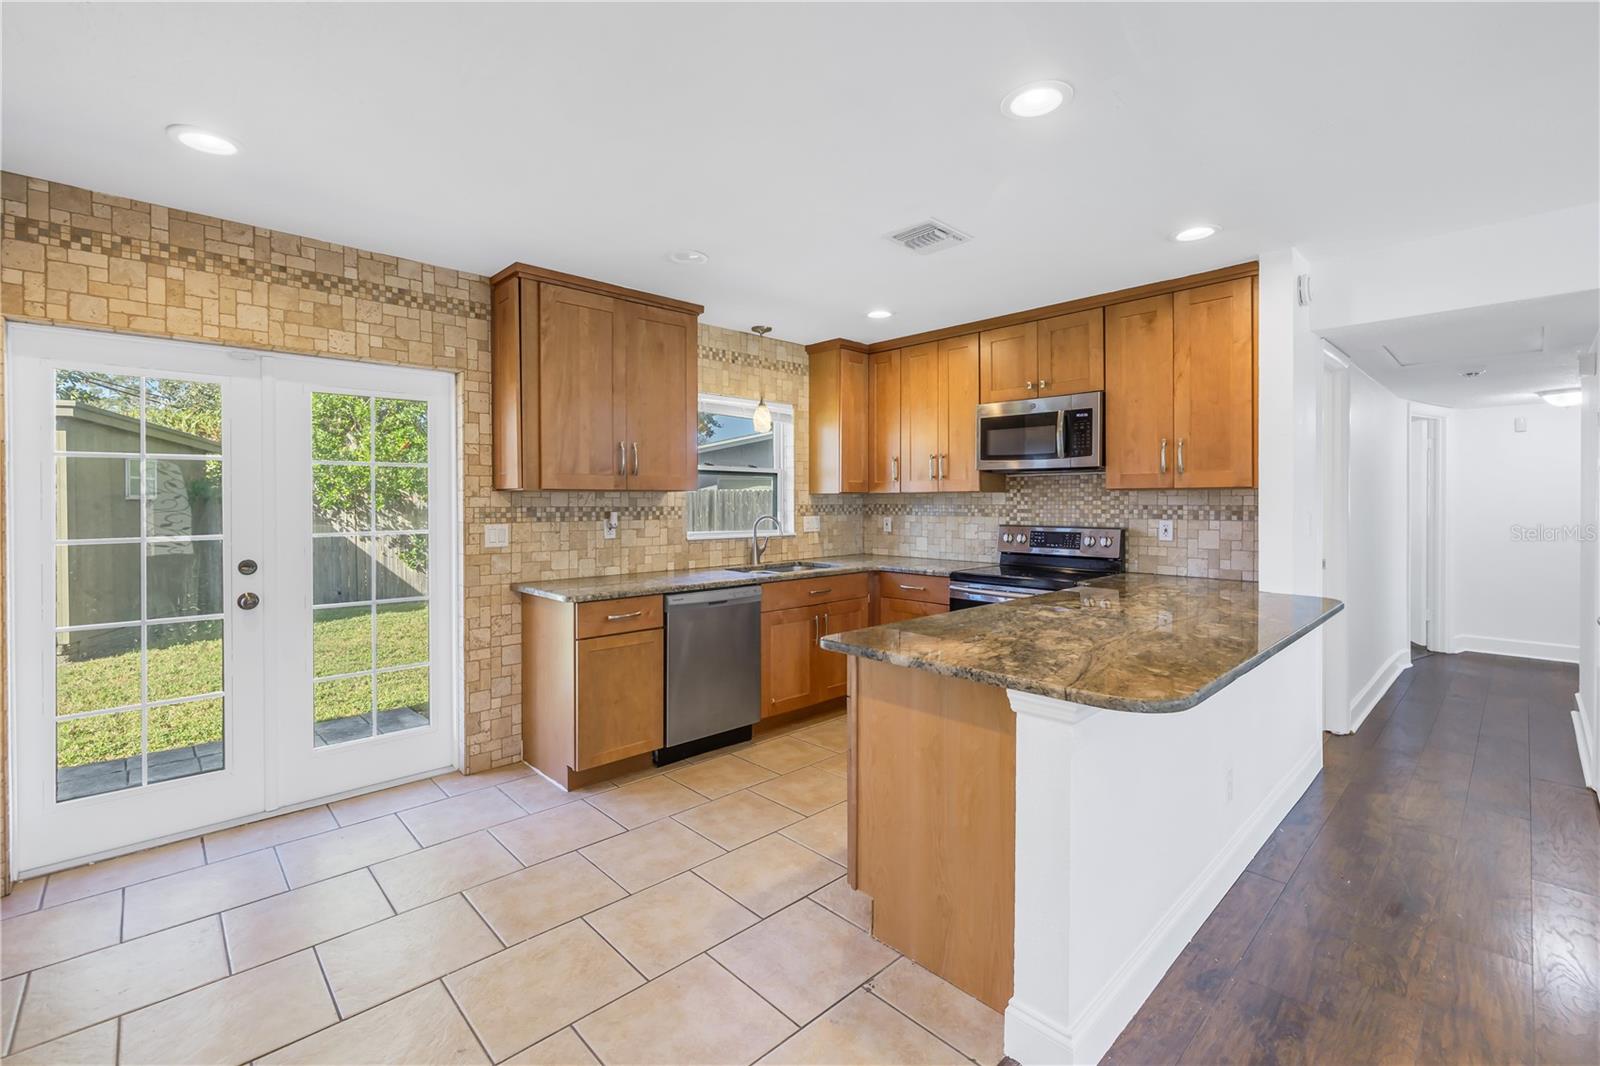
[
  {"xmin": 1010, "ymin": 741, "xmax": 1324, "ymax": 1065},
  {"xmin": 1452, "ymin": 634, "xmax": 1579, "ymax": 663},
  {"xmin": 1346, "ymin": 649, "xmax": 1411, "ymax": 735},
  {"xmin": 1575, "ymin": 695, "xmax": 1597, "ymax": 793}
]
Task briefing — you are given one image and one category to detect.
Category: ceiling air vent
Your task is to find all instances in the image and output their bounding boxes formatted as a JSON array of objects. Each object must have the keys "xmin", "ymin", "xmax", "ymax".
[{"xmin": 887, "ymin": 218, "xmax": 973, "ymax": 255}]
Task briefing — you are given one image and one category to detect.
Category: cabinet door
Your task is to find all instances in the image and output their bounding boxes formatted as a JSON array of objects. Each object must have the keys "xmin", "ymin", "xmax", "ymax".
[
  {"xmin": 815, "ymin": 597, "xmax": 870, "ymax": 701},
  {"xmin": 574, "ymin": 628, "xmax": 665, "ymax": 770},
  {"xmin": 539, "ymin": 284, "xmax": 627, "ymax": 490},
  {"xmin": 978, "ymin": 322, "xmax": 1038, "ymax": 403},
  {"xmin": 937, "ymin": 333, "xmax": 983, "ymax": 492},
  {"xmin": 869, "ymin": 349, "xmax": 902, "ymax": 493},
  {"xmin": 900, "ymin": 341, "xmax": 941, "ymax": 493},
  {"xmin": 1174, "ymin": 279, "xmax": 1255, "ymax": 488},
  {"xmin": 1104, "ymin": 294, "xmax": 1175, "ymax": 489},
  {"xmin": 623, "ymin": 303, "xmax": 698, "ymax": 490},
  {"xmin": 762, "ymin": 604, "xmax": 819, "ymax": 718},
  {"xmin": 839, "ymin": 347, "xmax": 870, "ymax": 494},
  {"xmin": 1037, "ymin": 309, "xmax": 1105, "ymax": 397},
  {"xmin": 878, "ymin": 598, "xmax": 946, "ymax": 624}
]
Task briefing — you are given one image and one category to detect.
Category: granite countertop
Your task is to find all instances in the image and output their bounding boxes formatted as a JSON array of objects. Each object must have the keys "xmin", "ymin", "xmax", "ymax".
[
  {"xmin": 819, "ymin": 572, "xmax": 1343, "ymax": 714},
  {"xmin": 511, "ymin": 554, "xmax": 986, "ymax": 603}
]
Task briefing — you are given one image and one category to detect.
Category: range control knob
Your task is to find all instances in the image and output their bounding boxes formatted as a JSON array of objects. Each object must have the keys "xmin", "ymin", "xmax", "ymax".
[
  {"xmin": 1001, "ymin": 533, "xmax": 1014, "ymax": 544},
  {"xmin": 1100, "ymin": 536, "xmax": 1113, "ymax": 547}
]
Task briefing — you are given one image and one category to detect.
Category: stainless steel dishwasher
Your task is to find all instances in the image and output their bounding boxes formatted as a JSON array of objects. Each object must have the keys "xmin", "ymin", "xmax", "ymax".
[{"xmin": 659, "ymin": 584, "xmax": 762, "ymax": 764}]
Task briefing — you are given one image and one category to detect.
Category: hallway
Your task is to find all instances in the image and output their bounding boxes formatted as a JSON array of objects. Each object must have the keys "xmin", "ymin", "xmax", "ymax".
[{"xmin": 1106, "ymin": 651, "xmax": 1598, "ymax": 1064}]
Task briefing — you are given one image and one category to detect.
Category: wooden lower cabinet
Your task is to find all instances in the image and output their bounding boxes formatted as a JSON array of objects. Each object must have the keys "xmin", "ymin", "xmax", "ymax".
[
  {"xmin": 878, "ymin": 597, "xmax": 945, "ymax": 624},
  {"xmin": 521, "ymin": 595, "xmax": 665, "ymax": 786},
  {"xmin": 761, "ymin": 604, "xmax": 822, "ymax": 718},
  {"xmin": 760, "ymin": 576, "xmax": 874, "ymax": 718},
  {"xmin": 817, "ymin": 597, "xmax": 869, "ymax": 701}
]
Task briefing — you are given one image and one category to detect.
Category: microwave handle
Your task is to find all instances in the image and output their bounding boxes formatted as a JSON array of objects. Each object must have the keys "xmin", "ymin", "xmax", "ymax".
[{"xmin": 1056, "ymin": 410, "xmax": 1067, "ymax": 458}]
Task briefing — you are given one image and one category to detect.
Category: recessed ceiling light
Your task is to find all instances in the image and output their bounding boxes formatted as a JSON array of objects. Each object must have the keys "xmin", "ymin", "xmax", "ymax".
[
  {"xmin": 866, "ymin": 309, "xmax": 893, "ymax": 320},
  {"xmin": 166, "ymin": 124, "xmax": 238, "ymax": 156},
  {"xmin": 1173, "ymin": 225, "xmax": 1218, "ymax": 243},
  {"xmin": 1001, "ymin": 80, "xmax": 1073, "ymax": 119},
  {"xmin": 1538, "ymin": 387, "xmax": 1582, "ymax": 407},
  {"xmin": 667, "ymin": 249, "xmax": 709, "ymax": 265}
]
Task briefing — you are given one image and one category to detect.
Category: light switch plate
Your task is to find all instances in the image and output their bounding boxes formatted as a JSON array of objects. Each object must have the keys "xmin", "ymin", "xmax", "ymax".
[
  {"xmin": 483, "ymin": 523, "xmax": 509, "ymax": 549},
  {"xmin": 802, "ymin": 515, "xmax": 821, "ymax": 533},
  {"xmin": 603, "ymin": 511, "xmax": 619, "ymax": 540},
  {"xmin": 882, "ymin": 517, "xmax": 893, "ymax": 533},
  {"xmin": 1157, "ymin": 520, "xmax": 1174, "ymax": 542}
]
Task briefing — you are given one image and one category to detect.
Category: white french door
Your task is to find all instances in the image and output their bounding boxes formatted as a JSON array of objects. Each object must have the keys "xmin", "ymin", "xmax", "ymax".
[{"xmin": 7, "ymin": 325, "xmax": 459, "ymax": 875}]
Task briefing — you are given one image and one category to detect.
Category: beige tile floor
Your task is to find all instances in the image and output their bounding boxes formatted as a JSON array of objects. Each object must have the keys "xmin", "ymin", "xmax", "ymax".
[{"xmin": 0, "ymin": 710, "xmax": 1005, "ymax": 1066}]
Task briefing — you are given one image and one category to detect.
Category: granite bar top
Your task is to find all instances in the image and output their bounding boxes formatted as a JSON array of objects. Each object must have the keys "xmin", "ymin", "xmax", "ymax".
[
  {"xmin": 820, "ymin": 573, "xmax": 1343, "ymax": 714},
  {"xmin": 511, "ymin": 554, "xmax": 986, "ymax": 603}
]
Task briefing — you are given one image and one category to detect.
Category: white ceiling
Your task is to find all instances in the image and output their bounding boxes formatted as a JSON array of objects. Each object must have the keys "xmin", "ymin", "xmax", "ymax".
[
  {"xmin": 3, "ymin": 2, "xmax": 1597, "ymax": 344},
  {"xmin": 1322, "ymin": 290, "xmax": 1599, "ymax": 408}
]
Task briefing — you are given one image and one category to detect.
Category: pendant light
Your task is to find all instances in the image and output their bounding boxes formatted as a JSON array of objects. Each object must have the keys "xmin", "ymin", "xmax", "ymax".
[{"xmin": 751, "ymin": 326, "xmax": 774, "ymax": 433}]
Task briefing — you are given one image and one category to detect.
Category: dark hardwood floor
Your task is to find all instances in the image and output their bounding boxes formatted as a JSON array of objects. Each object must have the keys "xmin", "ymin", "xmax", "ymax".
[{"xmin": 1103, "ymin": 652, "xmax": 1599, "ymax": 1065}]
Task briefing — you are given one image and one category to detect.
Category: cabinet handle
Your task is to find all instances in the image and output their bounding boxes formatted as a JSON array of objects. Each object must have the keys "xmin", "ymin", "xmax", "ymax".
[
  {"xmin": 1038, "ymin": 379, "xmax": 1049, "ymax": 389},
  {"xmin": 928, "ymin": 453, "xmax": 936, "ymax": 479},
  {"xmin": 808, "ymin": 587, "xmax": 833, "ymax": 596},
  {"xmin": 892, "ymin": 456, "xmax": 899, "ymax": 482},
  {"xmin": 617, "ymin": 441, "xmax": 625, "ymax": 475},
  {"xmin": 1177, "ymin": 438, "xmax": 1185, "ymax": 476},
  {"xmin": 1160, "ymin": 438, "xmax": 1168, "ymax": 475},
  {"xmin": 813, "ymin": 613, "xmax": 820, "ymax": 644},
  {"xmin": 605, "ymin": 610, "xmax": 643, "ymax": 622},
  {"xmin": 631, "ymin": 442, "xmax": 639, "ymax": 476},
  {"xmin": 1024, "ymin": 380, "xmax": 1034, "ymax": 390},
  {"xmin": 898, "ymin": 584, "xmax": 925, "ymax": 591},
  {"xmin": 939, "ymin": 453, "xmax": 948, "ymax": 479}
]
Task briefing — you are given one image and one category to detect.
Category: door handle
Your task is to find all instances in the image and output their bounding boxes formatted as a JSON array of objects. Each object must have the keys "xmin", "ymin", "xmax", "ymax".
[
  {"xmin": 939, "ymin": 454, "xmax": 948, "ymax": 479},
  {"xmin": 631, "ymin": 442, "xmax": 640, "ymax": 476},
  {"xmin": 892, "ymin": 456, "xmax": 899, "ymax": 482},
  {"xmin": 236, "ymin": 592, "xmax": 260, "ymax": 610},
  {"xmin": 928, "ymin": 454, "xmax": 936, "ymax": 479},
  {"xmin": 1160, "ymin": 438, "xmax": 1168, "ymax": 475},
  {"xmin": 617, "ymin": 441, "xmax": 625, "ymax": 475},
  {"xmin": 813, "ymin": 613, "xmax": 820, "ymax": 644},
  {"xmin": 1177, "ymin": 438, "xmax": 1185, "ymax": 476}
]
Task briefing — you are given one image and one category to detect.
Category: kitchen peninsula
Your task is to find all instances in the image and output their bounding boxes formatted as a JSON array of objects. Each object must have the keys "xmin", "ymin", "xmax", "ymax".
[{"xmin": 821, "ymin": 574, "xmax": 1342, "ymax": 1066}]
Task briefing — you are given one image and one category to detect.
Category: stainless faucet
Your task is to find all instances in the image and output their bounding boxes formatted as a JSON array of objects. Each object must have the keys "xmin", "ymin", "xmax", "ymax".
[{"xmin": 751, "ymin": 514, "xmax": 781, "ymax": 565}]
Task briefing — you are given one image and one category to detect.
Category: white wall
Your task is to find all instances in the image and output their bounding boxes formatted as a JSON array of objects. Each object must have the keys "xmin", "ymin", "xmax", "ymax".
[
  {"xmin": 1578, "ymin": 365, "xmax": 1598, "ymax": 790},
  {"xmin": 1446, "ymin": 403, "xmax": 1583, "ymax": 662},
  {"xmin": 1343, "ymin": 368, "xmax": 1412, "ymax": 725},
  {"xmin": 1258, "ymin": 249, "xmax": 1325, "ymax": 596}
]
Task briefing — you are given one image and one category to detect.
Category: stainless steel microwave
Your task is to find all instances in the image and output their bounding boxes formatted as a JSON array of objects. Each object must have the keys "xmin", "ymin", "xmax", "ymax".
[{"xmin": 975, "ymin": 391, "xmax": 1103, "ymax": 472}]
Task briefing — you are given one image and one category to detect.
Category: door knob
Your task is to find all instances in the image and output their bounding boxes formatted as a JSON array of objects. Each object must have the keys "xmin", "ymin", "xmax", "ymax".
[
  {"xmin": 237, "ymin": 559, "xmax": 258, "ymax": 575},
  {"xmin": 237, "ymin": 592, "xmax": 260, "ymax": 610}
]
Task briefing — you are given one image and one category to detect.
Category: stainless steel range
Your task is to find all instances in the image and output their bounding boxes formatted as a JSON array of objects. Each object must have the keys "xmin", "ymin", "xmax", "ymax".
[{"xmin": 947, "ymin": 525, "xmax": 1124, "ymax": 609}]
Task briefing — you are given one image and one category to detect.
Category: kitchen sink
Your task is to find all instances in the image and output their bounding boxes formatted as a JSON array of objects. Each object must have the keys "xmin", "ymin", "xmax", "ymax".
[{"xmin": 728, "ymin": 561, "xmax": 841, "ymax": 575}]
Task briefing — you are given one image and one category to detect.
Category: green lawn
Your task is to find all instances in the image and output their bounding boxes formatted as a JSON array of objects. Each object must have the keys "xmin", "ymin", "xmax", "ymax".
[{"xmin": 55, "ymin": 604, "xmax": 429, "ymax": 768}]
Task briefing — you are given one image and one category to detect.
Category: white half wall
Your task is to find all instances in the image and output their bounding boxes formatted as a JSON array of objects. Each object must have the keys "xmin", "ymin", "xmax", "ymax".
[
  {"xmin": 1446, "ymin": 402, "xmax": 1583, "ymax": 662},
  {"xmin": 1344, "ymin": 368, "xmax": 1412, "ymax": 727},
  {"xmin": 1258, "ymin": 248, "xmax": 1325, "ymax": 596}
]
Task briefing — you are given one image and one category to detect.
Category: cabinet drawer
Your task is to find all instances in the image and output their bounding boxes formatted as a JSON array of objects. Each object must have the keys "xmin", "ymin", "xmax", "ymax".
[
  {"xmin": 576, "ymin": 595, "xmax": 664, "ymax": 638},
  {"xmin": 761, "ymin": 572, "xmax": 870, "ymax": 613},
  {"xmin": 879, "ymin": 597, "xmax": 948, "ymax": 625},
  {"xmin": 877, "ymin": 573, "xmax": 949, "ymax": 606}
]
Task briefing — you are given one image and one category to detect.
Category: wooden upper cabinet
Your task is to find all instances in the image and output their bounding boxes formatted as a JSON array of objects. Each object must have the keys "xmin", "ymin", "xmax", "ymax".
[
  {"xmin": 490, "ymin": 263, "xmax": 703, "ymax": 491},
  {"xmin": 1173, "ymin": 278, "xmax": 1255, "ymax": 488},
  {"xmin": 540, "ymin": 283, "xmax": 627, "ymax": 491},
  {"xmin": 807, "ymin": 341, "xmax": 869, "ymax": 494},
  {"xmin": 937, "ymin": 334, "xmax": 993, "ymax": 493},
  {"xmin": 869, "ymin": 349, "xmax": 902, "ymax": 493},
  {"xmin": 1037, "ymin": 308, "xmax": 1105, "ymax": 397},
  {"xmin": 978, "ymin": 322, "xmax": 1039, "ymax": 403},
  {"xmin": 622, "ymin": 303, "xmax": 698, "ymax": 491},
  {"xmin": 900, "ymin": 342, "xmax": 941, "ymax": 493},
  {"xmin": 1104, "ymin": 294, "xmax": 1176, "ymax": 490}
]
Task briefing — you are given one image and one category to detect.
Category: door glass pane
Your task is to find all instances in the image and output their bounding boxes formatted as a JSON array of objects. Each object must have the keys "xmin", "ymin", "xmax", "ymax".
[
  {"xmin": 313, "ymin": 606, "xmax": 372, "ymax": 678},
  {"xmin": 376, "ymin": 602, "xmax": 427, "ymax": 668},
  {"xmin": 146, "ymin": 540, "xmax": 224, "ymax": 618},
  {"xmin": 310, "ymin": 390, "xmax": 433, "ymax": 747},
  {"xmin": 313, "ymin": 536, "xmax": 372, "ymax": 605},
  {"xmin": 51, "ymin": 369, "xmax": 229, "ymax": 799},
  {"xmin": 55, "ymin": 457, "xmax": 142, "ymax": 540},
  {"xmin": 376, "ymin": 535, "xmax": 427, "ymax": 600},
  {"xmin": 55, "ymin": 543, "xmax": 140, "ymax": 627},
  {"xmin": 56, "ymin": 627, "xmax": 140, "ymax": 715},
  {"xmin": 147, "ymin": 699, "xmax": 224, "ymax": 784},
  {"xmin": 314, "ymin": 675, "xmax": 373, "ymax": 747},
  {"xmin": 146, "ymin": 459, "xmax": 223, "ymax": 537},
  {"xmin": 57, "ymin": 709, "xmax": 142, "ymax": 801},
  {"xmin": 148, "ymin": 621, "xmax": 223, "ymax": 701},
  {"xmin": 377, "ymin": 668, "xmax": 429, "ymax": 733}
]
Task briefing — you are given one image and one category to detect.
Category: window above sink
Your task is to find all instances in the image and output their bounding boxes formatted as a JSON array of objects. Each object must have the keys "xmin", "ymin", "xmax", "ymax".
[{"xmin": 686, "ymin": 394, "xmax": 795, "ymax": 541}]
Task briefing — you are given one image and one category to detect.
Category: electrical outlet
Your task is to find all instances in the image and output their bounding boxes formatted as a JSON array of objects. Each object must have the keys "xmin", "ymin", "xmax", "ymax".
[
  {"xmin": 882, "ymin": 516, "xmax": 893, "ymax": 534},
  {"xmin": 603, "ymin": 511, "xmax": 619, "ymax": 540},
  {"xmin": 1158, "ymin": 519, "xmax": 1174, "ymax": 542},
  {"xmin": 482, "ymin": 523, "xmax": 509, "ymax": 549},
  {"xmin": 803, "ymin": 515, "xmax": 821, "ymax": 533}
]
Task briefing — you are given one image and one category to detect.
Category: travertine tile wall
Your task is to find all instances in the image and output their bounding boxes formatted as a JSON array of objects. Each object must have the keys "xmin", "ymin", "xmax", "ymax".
[{"xmin": 862, "ymin": 476, "xmax": 1258, "ymax": 580}]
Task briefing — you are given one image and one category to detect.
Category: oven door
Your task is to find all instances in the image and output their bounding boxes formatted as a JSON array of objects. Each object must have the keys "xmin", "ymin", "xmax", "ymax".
[
  {"xmin": 948, "ymin": 582, "xmax": 1044, "ymax": 610},
  {"xmin": 976, "ymin": 392, "xmax": 1102, "ymax": 471}
]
